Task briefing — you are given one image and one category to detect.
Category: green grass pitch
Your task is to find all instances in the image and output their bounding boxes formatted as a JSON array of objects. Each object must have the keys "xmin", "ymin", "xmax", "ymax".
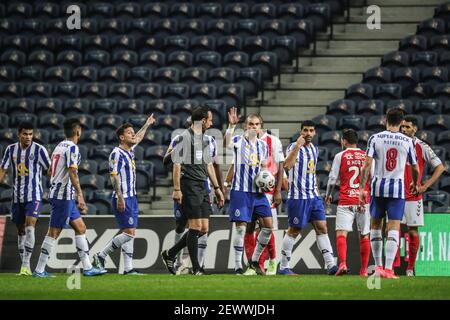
[{"xmin": 1, "ymin": 274, "xmax": 450, "ymax": 299}]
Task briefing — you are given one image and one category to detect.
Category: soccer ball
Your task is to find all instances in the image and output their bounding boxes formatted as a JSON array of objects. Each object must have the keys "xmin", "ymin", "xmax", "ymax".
[{"xmin": 255, "ymin": 170, "xmax": 275, "ymax": 192}]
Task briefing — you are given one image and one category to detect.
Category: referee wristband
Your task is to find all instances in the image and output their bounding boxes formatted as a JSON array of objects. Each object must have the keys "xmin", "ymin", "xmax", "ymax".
[
  {"xmin": 174, "ymin": 189, "xmax": 181, "ymax": 191},
  {"xmin": 214, "ymin": 186, "xmax": 220, "ymax": 190}
]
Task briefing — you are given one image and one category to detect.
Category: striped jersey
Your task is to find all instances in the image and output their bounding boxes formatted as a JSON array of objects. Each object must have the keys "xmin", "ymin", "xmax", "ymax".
[
  {"xmin": 404, "ymin": 138, "xmax": 442, "ymax": 201},
  {"xmin": 231, "ymin": 135, "xmax": 268, "ymax": 193},
  {"xmin": 0, "ymin": 142, "xmax": 50, "ymax": 203},
  {"xmin": 49, "ymin": 140, "xmax": 81, "ymax": 200},
  {"xmin": 366, "ymin": 130, "xmax": 417, "ymax": 199},
  {"xmin": 109, "ymin": 146, "xmax": 137, "ymax": 198},
  {"xmin": 286, "ymin": 143, "xmax": 320, "ymax": 200}
]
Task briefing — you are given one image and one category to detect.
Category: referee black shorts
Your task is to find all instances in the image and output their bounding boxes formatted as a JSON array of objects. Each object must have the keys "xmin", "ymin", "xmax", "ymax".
[{"xmin": 180, "ymin": 178, "xmax": 212, "ymax": 219}]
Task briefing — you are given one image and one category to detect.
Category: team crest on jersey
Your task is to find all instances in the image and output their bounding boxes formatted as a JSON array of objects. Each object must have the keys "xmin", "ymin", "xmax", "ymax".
[
  {"xmin": 175, "ymin": 210, "xmax": 181, "ymax": 218},
  {"xmin": 128, "ymin": 217, "xmax": 134, "ymax": 225},
  {"xmin": 234, "ymin": 209, "xmax": 240, "ymax": 217},
  {"xmin": 71, "ymin": 153, "xmax": 78, "ymax": 162},
  {"xmin": 29, "ymin": 154, "xmax": 35, "ymax": 161},
  {"xmin": 293, "ymin": 217, "xmax": 299, "ymax": 225}
]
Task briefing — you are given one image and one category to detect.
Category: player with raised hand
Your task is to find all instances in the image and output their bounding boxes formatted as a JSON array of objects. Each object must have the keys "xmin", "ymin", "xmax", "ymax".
[
  {"xmin": 359, "ymin": 108, "xmax": 420, "ymax": 279},
  {"xmin": 224, "ymin": 109, "xmax": 275, "ymax": 276},
  {"xmin": 325, "ymin": 129, "xmax": 371, "ymax": 277},
  {"xmin": 0, "ymin": 121, "xmax": 51, "ymax": 276},
  {"xmin": 93, "ymin": 115, "xmax": 156, "ymax": 275},
  {"xmin": 280, "ymin": 120, "xmax": 338, "ymax": 276},
  {"xmin": 33, "ymin": 119, "xmax": 105, "ymax": 278},
  {"xmin": 401, "ymin": 116, "xmax": 445, "ymax": 276}
]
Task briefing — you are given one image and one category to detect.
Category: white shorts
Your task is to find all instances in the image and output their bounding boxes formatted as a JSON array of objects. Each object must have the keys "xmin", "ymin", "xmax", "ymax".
[
  {"xmin": 265, "ymin": 193, "xmax": 278, "ymax": 230},
  {"xmin": 336, "ymin": 204, "xmax": 370, "ymax": 235},
  {"xmin": 402, "ymin": 200, "xmax": 424, "ymax": 227}
]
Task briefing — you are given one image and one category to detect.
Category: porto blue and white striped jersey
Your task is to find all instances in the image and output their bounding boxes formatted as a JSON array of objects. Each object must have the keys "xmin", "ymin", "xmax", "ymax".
[
  {"xmin": 1, "ymin": 142, "xmax": 50, "ymax": 203},
  {"xmin": 285, "ymin": 143, "xmax": 320, "ymax": 200},
  {"xmin": 49, "ymin": 140, "xmax": 81, "ymax": 200},
  {"xmin": 366, "ymin": 130, "xmax": 418, "ymax": 199},
  {"xmin": 231, "ymin": 135, "xmax": 268, "ymax": 193},
  {"xmin": 109, "ymin": 146, "xmax": 137, "ymax": 198}
]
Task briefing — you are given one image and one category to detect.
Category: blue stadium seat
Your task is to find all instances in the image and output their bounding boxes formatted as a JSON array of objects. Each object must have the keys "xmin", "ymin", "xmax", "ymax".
[
  {"xmin": 217, "ymin": 36, "xmax": 243, "ymax": 54},
  {"xmin": 251, "ymin": 51, "xmax": 278, "ymax": 81},
  {"xmin": 374, "ymin": 83, "xmax": 402, "ymax": 102},
  {"xmin": 17, "ymin": 66, "xmax": 43, "ymax": 82},
  {"xmin": 326, "ymin": 99, "xmax": 356, "ymax": 120},
  {"xmin": 425, "ymin": 115, "xmax": 450, "ymax": 132},
  {"xmin": 38, "ymin": 114, "xmax": 65, "ymax": 131},
  {"xmin": 415, "ymin": 99, "xmax": 442, "ymax": 117},
  {"xmin": 197, "ymin": 2, "xmax": 222, "ymax": 19},
  {"xmin": 367, "ymin": 115, "xmax": 387, "ymax": 131},
  {"xmin": 109, "ymin": 83, "xmax": 135, "ymax": 100},
  {"xmin": 233, "ymin": 19, "xmax": 259, "ymax": 37},
  {"xmin": 430, "ymin": 35, "xmax": 450, "ymax": 54},
  {"xmin": 363, "ymin": 67, "xmax": 392, "ymax": 85},
  {"xmin": 84, "ymin": 35, "xmax": 109, "ymax": 51},
  {"xmin": 135, "ymin": 83, "xmax": 163, "ymax": 100},
  {"xmin": 0, "ymin": 66, "xmax": 15, "ymax": 82},
  {"xmin": 144, "ymin": 145, "xmax": 168, "ymax": 176},
  {"xmin": 190, "ymin": 84, "xmax": 217, "ymax": 103},
  {"xmin": 311, "ymin": 115, "xmax": 337, "ymax": 135},
  {"xmin": 35, "ymin": 2, "xmax": 60, "ymax": 19},
  {"xmin": 45, "ymin": 66, "xmax": 71, "ymax": 82},
  {"xmin": 7, "ymin": 3, "xmax": 32, "ymax": 19},
  {"xmin": 91, "ymin": 190, "xmax": 113, "ymax": 215},
  {"xmin": 316, "ymin": 161, "xmax": 333, "ymax": 175},
  {"xmin": 271, "ymin": 36, "xmax": 297, "ymax": 64},
  {"xmin": 143, "ymin": 3, "xmax": 168, "ymax": 19},
  {"xmin": 90, "ymin": 145, "xmax": 114, "ymax": 162},
  {"xmin": 8, "ymin": 98, "xmax": 35, "ymax": 115},
  {"xmin": 99, "ymin": 18, "xmax": 125, "ymax": 35},
  {"xmin": 140, "ymin": 50, "xmax": 166, "ymax": 69},
  {"xmin": 399, "ymin": 35, "xmax": 427, "ymax": 53},
  {"xmin": 421, "ymin": 66, "xmax": 448, "ymax": 85},
  {"xmin": 195, "ymin": 51, "xmax": 222, "ymax": 70},
  {"xmin": 243, "ymin": 36, "xmax": 270, "ymax": 56},
  {"xmin": 386, "ymin": 99, "xmax": 414, "ymax": 114},
  {"xmin": 25, "ymin": 82, "xmax": 52, "ymax": 99},
  {"xmin": 411, "ymin": 51, "xmax": 438, "ymax": 68},
  {"xmin": 356, "ymin": 130, "xmax": 374, "ymax": 150},
  {"xmin": 36, "ymin": 98, "xmax": 62, "ymax": 116},
  {"xmin": 1, "ymin": 50, "xmax": 26, "ymax": 68},
  {"xmin": 163, "ymin": 83, "xmax": 189, "ymax": 102},
  {"xmin": 251, "ymin": 3, "xmax": 277, "ymax": 20},
  {"xmin": 58, "ymin": 35, "xmax": 83, "ymax": 51},
  {"xmin": 381, "ymin": 51, "xmax": 409, "ymax": 70},
  {"xmin": 320, "ymin": 131, "xmax": 342, "ymax": 149},
  {"xmin": 423, "ymin": 190, "xmax": 450, "ymax": 211},
  {"xmin": 63, "ymin": 99, "xmax": 90, "ymax": 117},
  {"xmin": 72, "ymin": 66, "xmax": 98, "ymax": 83},
  {"xmin": 78, "ymin": 160, "xmax": 99, "ymax": 176},
  {"xmin": 236, "ymin": 68, "xmax": 262, "ymax": 97},
  {"xmin": 437, "ymin": 130, "xmax": 450, "ymax": 150},
  {"xmin": 153, "ymin": 67, "xmax": 180, "ymax": 85},
  {"xmin": 305, "ymin": 3, "xmax": 331, "ymax": 32},
  {"xmin": 204, "ymin": 99, "xmax": 228, "ymax": 128},
  {"xmin": 30, "ymin": 35, "xmax": 56, "ymax": 52},
  {"xmin": 181, "ymin": 67, "xmax": 208, "ymax": 86},
  {"xmin": 416, "ymin": 130, "xmax": 436, "ymax": 146},
  {"xmin": 77, "ymin": 114, "xmax": 95, "ymax": 130},
  {"xmin": 0, "ymin": 83, "xmax": 23, "ymax": 99},
  {"xmin": 345, "ymin": 83, "xmax": 373, "ymax": 102},
  {"xmin": 138, "ymin": 130, "xmax": 164, "ymax": 149},
  {"xmin": 433, "ymin": 83, "xmax": 450, "ymax": 102},
  {"xmin": 84, "ymin": 50, "xmax": 110, "ymax": 68},
  {"xmin": 206, "ymin": 19, "xmax": 232, "ymax": 37},
  {"xmin": 339, "ymin": 115, "xmax": 366, "ymax": 131},
  {"xmin": 218, "ymin": 83, "xmax": 245, "ymax": 107},
  {"xmin": 117, "ymin": 100, "xmax": 144, "ymax": 118},
  {"xmin": 170, "ymin": 2, "xmax": 195, "ymax": 19},
  {"xmin": 190, "ymin": 35, "xmax": 216, "ymax": 55},
  {"xmin": 56, "ymin": 50, "xmax": 82, "ymax": 68},
  {"xmin": 145, "ymin": 99, "xmax": 172, "ymax": 116},
  {"xmin": 224, "ymin": 3, "xmax": 249, "ymax": 20},
  {"xmin": 0, "ymin": 129, "xmax": 16, "ymax": 145},
  {"xmin": 112, "ymin": 50, "xmax": 138, "ymax": 68},
  {"xmin": 153, "ymin": 115, "xmax": 182, "ymax": 137},
  {"xmin": 179, "ymin": 19, "xmax": 205, "ymax": 38},
  {"xmin": 80, "ymin": 130, "xmax": 106, "ymax": 148},
  {"xmin": 127, "ymin": 67, "xmax": 153, "ymax": 84},
  {"xmin": 356, "ymin": 100, "xmax": 384, "ymax": 117},
  {"xmin": 278, "ymin": 3, "xmax": 305, "ymax": 20},
  {"xmin": 173, "ymin": 99, "xmax": 200, "ymax": 121},
  {"xmin": 417, "ymin": 17, "xmax": 446, "ymax": 37},
  {"xmin": 163, "ymin": 35, "xmax": 189, "ymax": 55},
  {"xmin": 91, "ymin": 99, "xmax": 118, "ymax": 118},
  {"xmin": 116, "ymin": 2, "xmax": 141, "ymax": 19},
  {"xmin": 317, "ymin": 147, "xmax": 329, "ymax": 161}
]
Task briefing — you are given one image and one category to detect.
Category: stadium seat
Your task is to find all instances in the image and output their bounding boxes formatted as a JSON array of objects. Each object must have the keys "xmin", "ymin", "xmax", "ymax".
[
  {"xmin": 411, "ymin": 51, "xmax": 438, "ymax": 68},
  {"xmin": 144, "ymin": 145, "xmax": 167, "ymax": 176},
  {"xmin": 223, "ymin": 51, "xmax": 249, "ymax": 71},
  {"xmin": 271, "ymin": 36, "xmax": 297, "ymax": 65},
  {"xmin": 78, "ymin": 160, "xmax": 99, "ymax": 176},
  {"xmin": 79, "ymin": 130, "xmax": 106, "ymax": 148},
  {"xmin": 425, "ymin": 115, "xmax": 450, "ymax": 132},
  {"xmin": 135, "ymin": 83, "xmax": 162, "ymax": 100},
  {"xmin": 326, "ymin": 99, "xmax": 356, "ymax": 120},
  {"xmin": 190, "ymin": 83, "xmax": 217, "ymax": 103},
  {"xmin": 91, "ymin": 99, "xmax": 118, "ymax": 118},
  {"xmin": 163, "ymin": 83, "xmax": 189, "ymax": 102},
  {"xmin": 179, "ymin": 19, "xmax": 205, "ymax": 38},
  {"xmin": 392, "ymin": 67, "xmax": 420, "ymax": 91},
  {"xmin": 172, "ymin": 99, "xmax": 200, "ymax": 121},
  {"xmin": 127, "ymin": 67, "xmax": 153, "ymax": 84},
  {"xmin": 345, "ymin": 83, "xmax": 373, "ymax": 102},
  {"xmin": 25, "ymin": 82, "xmax": 52, "ymax": 99},
  {"xmin": 127, "ymin": 114, "xmax": 149, "ymax": 128},
  {"xmin": 57, "ymin": 35, "xmax": 82, "ymax": 51},
  {"xmin": 311, "ymin": 115, "xmax": 337, "ymax": 135},
  {"xmin": 116, "ymin": 2, "xmax": 141, "ymax": 19},
  {"xmin": 381, "ymin": 51, "xmax": 410, "ymax": 70},
  {"xmin": 357, "ymin": 100, "xmax": 384, "ymax": 117},
  {"xmin": 36, "ymin": 99, "xmax": 62, "ymax": 117},
  {"xmin": 317, "ymin": 147, "xmax": 330, "ymax": 161},
  {"xmin": 170, "ymin": 2, "xmax": 195, "ymax": 19},
  {"xmin": 63, "ymin": 99, "xmax": 90, "ymax": 117},
  {"xmin": 206, "ymin": 19, "xmax": 232, "ymax": 37},
  {"xmin": 224, "ymin": 3, "xmax": 249, "ymax": 20},
  {"xmin": 399, "ymin": 35, "xmax": 427, "ymax": 53},
  {"xmin": 243, "ymin": 36, "xmax": 270, "ymax": 56},
  {"xmin": 49, "ymin": 130, "xmax": 66, "ymax": 144},
  {"xmin": 153, "ymin": 67, "xmax": 180, "ymax": 85},
  {"xmin": 110, "ymin": 35, "xmax": 136, "ymax": 52},
  {"xmin": 433, "ymin": 83, "xmax": 450, "ymax": 101},
  {"xmin": 417, "ymin": 18, "xmax": 446, "ymax": 38},
  {"xmin": 145, "ymin": 100, "xmax": 172, "ymax": 116},
  {"xmin": 0, "ymin": 66, "xmax": 15, "ymax": 82},
  {"xmin": 84, "ymin": 34, "xmax": 109, "ymax": 51},
  {"xmin": 217, "ymin": 36, "xmax": 243, "ymax": 55},
  {"xmin": 111, "ymin": 50, "xmax": 138, "ymax": 68},
  {"xmin": 153, "ymin": 115, "xmax": 181, "ymax": 137},
  {"xmin": 233, "ymin": 19, "xmax": 259, "ymax": 37},
  {"xmin": 0, "ymin": 83, "xmax": 23, "ymax": 99},
  {"xmin": 251, "ymin": 3, "xmax": 277, "ymax": 20},
  {"xmin": 32, "ymin": 129, "xmax": 50, "ymax": 145},
  {"xmin": 140, "ymin": 50, "xmax": 165, "ymax": 69},
  {"xmin": 90, "ymin": 145, "xmax": 115, "ymax": 162},
  {"xmin": 167, "ymin": 51, "xmax": 194, "ymax": 70},
  {"xmin": 305, "ymin": 3, "xmax": 331, "ymax": 32},
  {"xmin": 190, "ymin": 35, "xmax": 216, "ymax": 55},
  {"xmin": 28, "ymin": 50, "xmax": 54, "ymax": 68},
  {"xmin": 109, "ymin": 83, "xmax": 135, "ymax": 100},
  {"xmin": 339, "ymin": 115, "xmax": 366, "ymax": 131},
  {"xmin": 10, "ymin": 113, "xmax": 35, "ymax": 129},
  {"xmin": 56, "ymin": 50, "xmax": 82, "ymax": 68},
  {"xmin": 17, "ymin": 66, "xmax": 43, "ymax": 82},
  {"xmin": 356, "ymin": 130, "xmax": 373, "ymax": 150},
  {"xmin": 143, "ymin": 3, "xmax": 168, "ymax": 19},
  {"xmin": 437, "ymin": 130, "xmax": 450, "ymax": 150},
  {"xmin": 260, "ymin": 20, "xmax": 287, "ymax": 38},
  {"xmin": 181, "ymin": 67, "xmax": 208, "ymax": 86},
  {"xmin": 414, "ymin": 99, "xmax": 442, "ymax": 116},
  {"xmin": 421, "ymin": 66, "xmax": 448, "ymax": 86},
  {"xmin": 72, "ymin": 66, "xmax": 98, "ymax": 83},
  {"xmin": 8, "ymin": 98, "xmax": 35, "ymax": 115},
  {"xmin": 204, "ymin": 99, "xmax": 228, "ymax": 129},
  {"xmin": 439, "ymin": 177, "xmax": 450, "ymax": 194},
  {"xmin": 316, "ymin": 161, "xmax": 333, "ymax": 175},
  {"xmin": 385, "ymin": 99, "xmax": 413, "ymax": 115},
  {"xmin": 251, "ymin": 52, "xmax": 278, "ymax": 81},
  {"xmin": 163, "ymin": 35, "xmax": 189, "ymax": 55},
  {"xmin": 0, "ymin": 115, "xmax": 8, "ymax": 130},
  {"xmin": 117, "ymin": 100, "xmax": 144, "ymax": 118},
  {"xmin": 416, "ymin": 130, "xmax": 436, "ymax": 146},
  {"xmin": 374, "ymin": 83, "xmax": 402, "ymax": 102},
  {"xmin": 195, "ymin": 51, "xmax": 222, "ymax": 70},
  {"xmin": 367, "ymin": 115, "xmax": 387, "ymax": 131},
  {"xmin": 236, "ymin": 68, "xmax": 262, "ymax": 98},
  {"xmin": 278, "ymin": 3, "xmax": 305, "ymax": 20},
  {"xmin": 95, "ymin": 114, "xmax": 123, "ymax": 131},
  {"xmin": 423, "ymin": 190, "xmax": 450, "ymax": 211},
  {"xmin": 320, "ymin": 131, "xmax": 342, "ymax": 149},
  {"xmin": 429, "ymin": 35, "xmax": 450, "ymax": 53},
  {"xmin": 91, "ymin": 190, "xmax": 113, "ymax": 215},
  {"xmin": 218, "ymin": 83, "xmax": 245, "ymax": 107},
  {"xmin": 135, "ymin": 160, "xmax": 155, "ymax": 193},
  {"xmin": 35, "ymin": 2, "xmax": 60, "ymax": 18},
  {"xmin": 138, "ymin": 130, "xmax": 164, "ymax": 149},
  {"xmin": 208, "ymin": 67, "xmax": 235, "ymax": 87},
  {"xmin": 363, "ymin": 67, "xmax": 392, "ymax": 85}
]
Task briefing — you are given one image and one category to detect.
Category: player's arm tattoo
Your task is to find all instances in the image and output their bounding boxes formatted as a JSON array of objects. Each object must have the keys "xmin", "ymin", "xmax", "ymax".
[
  {"xmin": 133, "ymin": 123, "xmax": 151, "ymax": 145},
  {"xmin": 111, "ymin": 174, "xmax": 123, "ymax": 199},
  {"xmin": 359, "ymin": 157, "xmax": 372, "ymax": 190},
  {"xmin": 69, "ymin": 168, "xmax": 83, "ymax": 197}
]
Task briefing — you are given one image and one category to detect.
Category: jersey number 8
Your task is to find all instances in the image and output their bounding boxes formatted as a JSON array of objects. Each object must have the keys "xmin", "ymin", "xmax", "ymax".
[{"xmin": 385, "ymin": 148, "xmax": 398, "ymax": 171}]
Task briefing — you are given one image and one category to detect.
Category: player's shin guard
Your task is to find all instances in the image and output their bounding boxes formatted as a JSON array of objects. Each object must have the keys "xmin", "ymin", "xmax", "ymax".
[
  {"xmin": 336, "ymin": 235, "xmax": 347, "ymax": 266},
  {"xmin": 186, "ymin": 229, "xmax": 201, "ymax": 272},
  {"xmin": 408, "ymin": 234, "xmax": 419, "ymax": 271},
  {"xmin": 100, "ymin": 232, "xmax": 133, "ymax": 259},
  {"xmin": 316, "ymin": 234, "xmax": 335, "ymax": 269},
  {"xmin": 23, "ymin": 226, "xmax": 35, "ymax": 268},
  {"xmin": 197, "ymin": 233, "xmax": 208, "ymax": 268},
  {"xmin": 35, "ymin": 236, "xmax": 55, "ymax": 274},
  {"xmin": 122, "ymin": 238, "xmax": 134, "ymax": 273},
  {"xmin": 18, "ymin": 235, "xmax": 25, "ymax": 263},
  {"xmin": 244, "ymin": 232, "xmax": 256, "ymax": 262},
  {"xmin": 267, "ymin": 232, "xmax": 276, "ymax": 260},
  {"xmin": 75, "ymin": 234, "xmax": 93, "ymax": 270},
  {"xmin": 385, "ymin": 230, "xmax": 399, "ymax": 271},
  {"xmin": 360, "ymin": 237, "xmax": 370, "ymax": 272},
  {"xmin": 370, "ymin": 229, "xmax": 383, "ymax": 266},
  {"xmin": 251, "ymin": 228, "xmax": 272, "ymax": 263},
  {"xmin": 233, "ymin": 226, "xmax": 246, "ymax": 270}
]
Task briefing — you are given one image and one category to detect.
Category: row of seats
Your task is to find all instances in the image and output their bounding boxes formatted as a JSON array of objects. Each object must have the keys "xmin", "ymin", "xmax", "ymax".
[
  {"xmin": 0, "ymin": 49, "xmax": 281, "ymax": 73},
  {"xmin": 0, "ymin": 82, "xmax": 247, "ymax": 107},
  {"xmin": 382, "ymin": 50, "xmax": 450, "ymax": 70},
  {"xmin": 0, "ymin": 2, "xmax": 337, "ymax": 24},
  {"xmin": 326, "ymin": 98, "xmax": 450, "ymax": 119},
  {"xmin": 0, "ymin": 98, "xmax": 229, "ymax": 124}
]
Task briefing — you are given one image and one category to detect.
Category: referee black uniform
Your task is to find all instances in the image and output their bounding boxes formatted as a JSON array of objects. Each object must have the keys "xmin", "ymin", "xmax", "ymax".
[{"xmin": 162, "ymin": 127, "xmax": 214, "ymax": 274}]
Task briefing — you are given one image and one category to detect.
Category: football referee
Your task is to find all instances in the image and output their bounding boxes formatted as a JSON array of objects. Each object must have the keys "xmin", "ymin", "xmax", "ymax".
[{"xmin": 161, "ymin": 106, "xmax": 224, "ymax": 275}]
